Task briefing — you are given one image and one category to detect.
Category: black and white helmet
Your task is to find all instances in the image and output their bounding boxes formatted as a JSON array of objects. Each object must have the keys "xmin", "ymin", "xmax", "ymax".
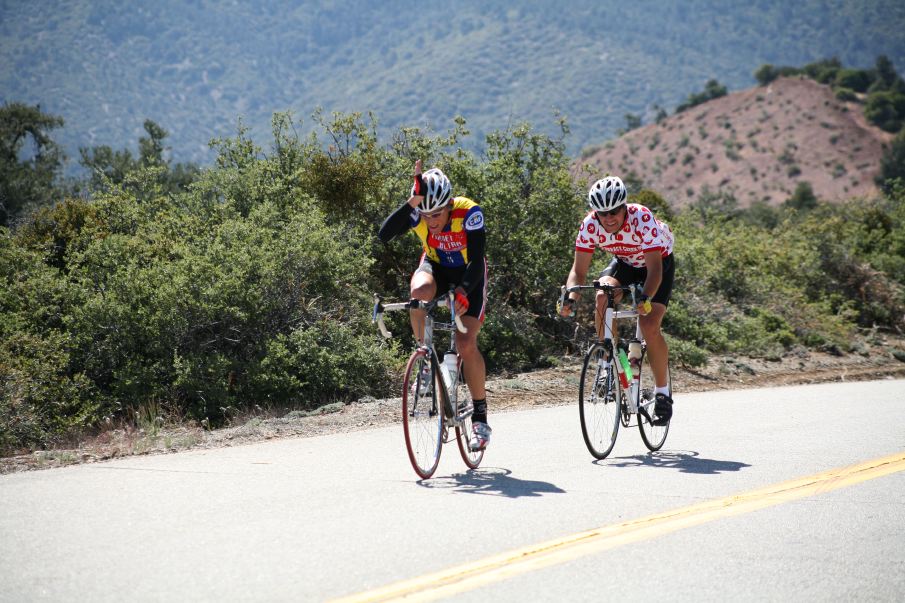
[
  {"xmin": 588, "ymin": 176, "xmax": 628, "ymax": 211},
  {"xmin": 412, "ymin": 168, "xmax": 452, "ymax": 213}
]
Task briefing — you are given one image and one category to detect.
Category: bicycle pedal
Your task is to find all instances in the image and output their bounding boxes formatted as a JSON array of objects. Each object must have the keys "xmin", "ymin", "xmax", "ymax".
[{"xmin": 455, "ymin": 407, "xmax": 473, "ymax": 421}]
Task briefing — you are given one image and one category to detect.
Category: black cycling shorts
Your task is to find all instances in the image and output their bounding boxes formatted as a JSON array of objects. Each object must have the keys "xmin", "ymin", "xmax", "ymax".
[
  {"xmin": 413, "ymin": 259, "xmax": 487, "ymax": 322},
  {"xmin": 601, "ymin": 254, "xmax": 675, "ymax": 307}
]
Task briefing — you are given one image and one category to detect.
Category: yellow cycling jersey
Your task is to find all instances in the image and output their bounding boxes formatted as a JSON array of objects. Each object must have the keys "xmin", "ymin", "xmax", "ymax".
[{"xmin": 410, "ymin": 197, "xmax": 485, "ymax": 267}]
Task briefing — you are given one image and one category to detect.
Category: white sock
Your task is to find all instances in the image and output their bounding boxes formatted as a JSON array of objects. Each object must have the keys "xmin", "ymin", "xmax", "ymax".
[{"xmin": 655, "ymin": 386, "xmax": 670, "ymax": 397}]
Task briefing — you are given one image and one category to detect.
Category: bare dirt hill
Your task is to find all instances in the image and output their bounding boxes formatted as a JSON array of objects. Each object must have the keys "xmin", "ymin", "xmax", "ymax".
[{"xmin": 578, "ymin": 77, "xmax": 895, "ymax": 207}]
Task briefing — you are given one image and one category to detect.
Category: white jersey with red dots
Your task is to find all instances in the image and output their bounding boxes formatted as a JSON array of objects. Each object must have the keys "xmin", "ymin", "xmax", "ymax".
[{"xmin": 574, "ymin": 203, "xmax": 674, "ymax": 268}]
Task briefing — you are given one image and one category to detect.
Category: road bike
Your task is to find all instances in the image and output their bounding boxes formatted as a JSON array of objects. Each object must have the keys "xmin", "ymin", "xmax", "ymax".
[
  {"xmin": 373, "ymin": 291, "xmax": 484, "ymax": 479},
  {"xmin": 559, "ymin": 282, "xmax": 672, "ymax": 459}
]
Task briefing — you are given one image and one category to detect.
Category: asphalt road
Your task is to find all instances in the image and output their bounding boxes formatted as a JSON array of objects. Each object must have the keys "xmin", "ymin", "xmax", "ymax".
[{"xmin": 2, "ymin": 379, "xmax": 904, "ymax": 602}]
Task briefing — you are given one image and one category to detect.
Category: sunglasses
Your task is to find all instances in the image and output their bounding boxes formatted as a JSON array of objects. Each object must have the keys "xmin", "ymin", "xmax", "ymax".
[
  {"xmin": 596, "ymin": 207, "xmax": 623, "ymax": 218},
  {"xmin": 421, "ymin": 209, "xmax": 447, "ymax": 220}
]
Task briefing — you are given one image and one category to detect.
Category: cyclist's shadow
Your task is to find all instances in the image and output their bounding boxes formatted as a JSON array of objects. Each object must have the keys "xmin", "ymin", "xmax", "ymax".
[
  {"xmin": 418, "ymin": 467, "xmax": 566, "ymax": 498},
  {"xmin": 599, "ymin": 450, "xmax": 750, "ymax": 474}
]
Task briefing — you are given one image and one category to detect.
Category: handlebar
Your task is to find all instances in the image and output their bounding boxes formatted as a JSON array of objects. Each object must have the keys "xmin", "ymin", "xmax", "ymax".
[
  {"xmin": 558, "ymin": 282, "xmax": 644, "ymax": 314},
  {"xmin": 372, "ymin": 291, "xmax": 467, "ymax": 338}
]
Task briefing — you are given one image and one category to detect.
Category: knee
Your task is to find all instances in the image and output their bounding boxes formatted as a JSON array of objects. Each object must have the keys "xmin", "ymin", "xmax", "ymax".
[
  {"xmin": 595, "ymin": 292, "xmax": 608, "ymax": 310},
  {"xmin": 639, "ymin": 315, "xmax": 663, "ymax": 339},
  {"xmin": 456, "ymin": 336, "xmax": 480, "ymax": 358},
  {"xmin": 410, "ymin": 283, "xmax": 434, "ymax": 301}
]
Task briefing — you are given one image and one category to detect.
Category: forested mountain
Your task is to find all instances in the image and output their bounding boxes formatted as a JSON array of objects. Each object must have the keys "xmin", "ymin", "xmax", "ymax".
[{"xmin": 2, "ymin": 0, "xmax": 904, "ymax": 172}]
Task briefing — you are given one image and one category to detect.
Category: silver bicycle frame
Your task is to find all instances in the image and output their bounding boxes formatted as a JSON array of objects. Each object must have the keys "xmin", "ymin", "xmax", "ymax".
[{"xmin": 604, "ymin": 303, "xmax": 644, "ymax": 414}]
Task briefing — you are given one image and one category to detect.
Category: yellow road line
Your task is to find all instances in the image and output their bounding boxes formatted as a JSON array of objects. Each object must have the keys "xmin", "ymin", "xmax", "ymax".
[{"xmin": 331, "ymin": 451, "xmax": 905, "ymax": 603}]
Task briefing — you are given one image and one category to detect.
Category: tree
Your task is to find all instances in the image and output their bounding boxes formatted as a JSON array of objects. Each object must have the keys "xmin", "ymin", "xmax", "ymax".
[
  {"xmin": 754, "ymin": 64, "xmax": 779, "ymax": 86},
  {"xmin": 676, "ymin": 79, "xmax": 728, "ymax": 113},
  {"xmin": 754, "ymin": 63, "xmax": 804, "ymax": 86},
  {"xmin": 623, "ymin": 113, "xmax": 642, "ymax": 133},
  {"xmin": 835, "ymin": 68, "xmax": 872, "ymax": 93},
  {"xmin": 802, "ymin": 57, "xmax": 842, "ymax": 84},
  {"xmin": 878, "ymin": 130, "xmax": 905, "ymax": 193},
  {"xmin": 79, "ymin": 119, "xmax": 198, "ymax": 193},
  {"xmin": 864, "ymin": 91, "xmax": 905, "ymax": 133},
  {"xmin": 786, "ymin": 181, "xmax": 818, "ymax": 211},
  {"xmin": 0, "ymin": 102, "xmax": 65, "ymax": 227},
  {"xmin": 869, "ymin": 55, "xmax": 900, "ymax": 92},
  {"xmin": 652, "ymin": 104, "xmax": 668, "ymax": 124}
]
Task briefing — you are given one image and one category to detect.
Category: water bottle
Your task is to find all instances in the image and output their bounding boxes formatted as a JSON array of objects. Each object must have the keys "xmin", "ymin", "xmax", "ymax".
[
  {"xmin": 443, "ymin": 352, "xmax": 459, "ymax": 389},
  {"xmin": 616, "ymin": 348, "xmax": 631, "ymax": 389},
  {"xmin": 628, "ymin": 340, "xmax": 642, "ymax": 409}
]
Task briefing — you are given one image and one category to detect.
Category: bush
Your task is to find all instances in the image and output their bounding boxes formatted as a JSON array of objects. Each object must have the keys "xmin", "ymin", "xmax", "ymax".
[
  {"xmin": 879, "ymin": 131, "xmax": 905, "ymax": 191},
  {"xmin": 835, "ymin": 68, "xmax": 873, "ymax": 93},
  {"xmin": 0, "ymin": 232, "xmax": 96, "ymax": 453},
  {"xmin": 4, "ymin": 106, "xmax": 905, "ymax": 453},
  {"xmin": 835, "ymin": 87, "xmax": 858, "ymax": 102},
  {"xmin": 754, "ymin": 64, "xmax": 779, "ymax": 86},
  {"xmin": 864, "ymin": 91, "xmax": 905, "ymax": 133},
  {"xmin": 676, "ymin": 79, "xmax": 728, "ymax": 113}
]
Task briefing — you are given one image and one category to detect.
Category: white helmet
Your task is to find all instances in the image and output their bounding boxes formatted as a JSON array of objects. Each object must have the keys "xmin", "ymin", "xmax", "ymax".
[
  {"xmin": 412, "ymin": 168, "xmax": 452, "ymax": 213},
  {"xmin": 588, "ymin": 176, "xmax": 627, "ymax": 211}
]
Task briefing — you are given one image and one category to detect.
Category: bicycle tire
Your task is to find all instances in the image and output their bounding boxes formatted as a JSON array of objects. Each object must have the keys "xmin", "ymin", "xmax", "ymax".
[
  {"xmin": 402, "ymin": 349, "xmax": 443, "ymax": 478},
  {"xmin": 637, "ymin": 349, "xmax": 670, "ymax": 451},
  {"xmin": 454, "ymin": 358, "xmax": 484, "ymax": 469},
  {"xmin": 579, "ymin": 343, "xmax": 621, "ymax": 459}
]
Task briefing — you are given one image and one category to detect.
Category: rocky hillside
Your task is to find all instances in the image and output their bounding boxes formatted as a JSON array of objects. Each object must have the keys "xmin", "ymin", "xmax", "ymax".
[{"xmin": 578, "ymin": 77, "xmax": 895, "ymax": 207}]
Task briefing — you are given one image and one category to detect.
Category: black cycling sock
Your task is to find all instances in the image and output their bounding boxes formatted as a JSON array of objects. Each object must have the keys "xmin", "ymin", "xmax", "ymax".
[{"xmin": 472, "ymin": 398, "xmax": 487, "ymax": 424}]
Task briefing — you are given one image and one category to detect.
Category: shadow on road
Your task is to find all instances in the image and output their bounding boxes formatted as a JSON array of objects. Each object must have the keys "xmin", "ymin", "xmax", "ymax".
[
  {"xmin": 418, "ymin": 467, "xmax": 566, "ymax": 498},
  {"xmin": 599, "ymin": 450, "xmax": 750, "ymax": 474}
]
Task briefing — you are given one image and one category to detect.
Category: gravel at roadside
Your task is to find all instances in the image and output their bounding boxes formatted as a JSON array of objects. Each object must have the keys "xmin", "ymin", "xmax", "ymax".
[{"xmin": 3, "ymin": 337, "xmax": 904, "ymax": 474}]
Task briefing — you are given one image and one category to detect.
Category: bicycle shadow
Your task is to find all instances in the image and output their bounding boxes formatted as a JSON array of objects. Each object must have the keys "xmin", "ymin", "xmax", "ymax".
[
  {"xmin": 418, "ymin": 467, "xmax": 566, "ymax": 498},
  {"xmin": 598, "ymin": 450, "xmax": 750, "ymax": 474}
]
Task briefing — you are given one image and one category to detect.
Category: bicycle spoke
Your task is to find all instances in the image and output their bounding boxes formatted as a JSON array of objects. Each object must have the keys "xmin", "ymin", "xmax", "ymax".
[
  {"xmin": 638, "ymin": 351, "xmax": 670, "ymax": 451},
  {"xmin": 579, "ymin": 344, "xmax": 621, "ymax": 459},
  {"xmin": 454, "ymin": 359, "xmax": 484, "ymax": 469},
  {"xmin": 402, "ymin": 351, "xmax": 443, "ymax": 478}
]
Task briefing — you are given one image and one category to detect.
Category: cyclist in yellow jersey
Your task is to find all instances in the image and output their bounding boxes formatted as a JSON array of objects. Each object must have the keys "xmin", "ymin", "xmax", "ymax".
[{"xmin": 378, "ymin": 160, "xmax": 491, "ymax": 450}]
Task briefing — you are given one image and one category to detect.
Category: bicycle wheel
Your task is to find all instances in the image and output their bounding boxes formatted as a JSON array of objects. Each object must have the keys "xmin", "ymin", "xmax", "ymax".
[
  {"xmin": 637, "ymin": 348, "xmax": 670, "ymax": 451},
  {"xmin": 454, "ymin": 358, "xmax": 484, "ymax": 469},
  {"xmin": 402, "ymin": 349, "xmax": 443, "ymax": 478},
  {"xmin": 579, "ymin": 343, "xmax": 621, "ymax": 459}
]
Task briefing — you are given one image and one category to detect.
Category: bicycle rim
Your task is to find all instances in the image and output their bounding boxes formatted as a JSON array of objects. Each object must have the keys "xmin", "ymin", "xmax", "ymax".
[
  {"xmin": 579, "ymin": 344, "xmax": 621, "ymax": 459},
  {"xmin": 637, "ymin": 351, "xmax": 670, "ymax": 451},
  {"xmin": 454, "ymin": 359, "xmax": 484, "ymax": 469},
  {"xmin": 402, "ymin": 349, "xmax": 443, "ymax": 478}
]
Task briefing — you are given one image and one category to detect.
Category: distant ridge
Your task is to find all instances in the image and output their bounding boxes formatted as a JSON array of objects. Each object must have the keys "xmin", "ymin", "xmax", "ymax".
[
  {"xmin": 577, "ymin": 77, "xmax": 894, "ymax": 207},
  {"xmin": 2, "ymin": 1, "xmax": 903, "ymax": 174}
]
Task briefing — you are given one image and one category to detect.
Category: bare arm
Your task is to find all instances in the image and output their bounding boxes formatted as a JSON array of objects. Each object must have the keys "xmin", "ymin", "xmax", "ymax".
[
  {"xmin": 638, "ymin": 250, "xmax": 663, "ymax": 315},
  {"xmin": 641, "ymin": 250, "xmax": 663, "ymax": 299},
  {"xmin": 560, "ymin": 250, "xmax": 594, "ymax": 316},
  {"xmin": 377, "ymin": 160, "xmax": 425, "ymax": 242},
  {"xmin": 566, "ymin": 249, "xmax": 594, "ymax": 297}
]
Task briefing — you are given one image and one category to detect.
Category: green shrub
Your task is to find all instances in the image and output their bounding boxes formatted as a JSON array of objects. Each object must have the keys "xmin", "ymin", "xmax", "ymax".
[
  {"xmin": 0, "ymin": 232, "xmax": 96, "ymax": 452},
  {"xmin": 864, "ymin": 91, "xmax": 905, "ymax": 133},
  {"xmin": 835, "ymin": 68, "xmax": 873, "ymax": 93},
  {"xmin": 4, "ymin": 105, "xmax": 905, "ymax": 453},
  {"xmin": 835, "ymin": 87, "xmax": 858, "ymax": 102}
]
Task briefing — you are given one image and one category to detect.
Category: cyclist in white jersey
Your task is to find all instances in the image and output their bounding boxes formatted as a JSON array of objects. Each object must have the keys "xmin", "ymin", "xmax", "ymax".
[{"xmin": 559, "ymin": 176, "xmax": 675, "ymax": 425}]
